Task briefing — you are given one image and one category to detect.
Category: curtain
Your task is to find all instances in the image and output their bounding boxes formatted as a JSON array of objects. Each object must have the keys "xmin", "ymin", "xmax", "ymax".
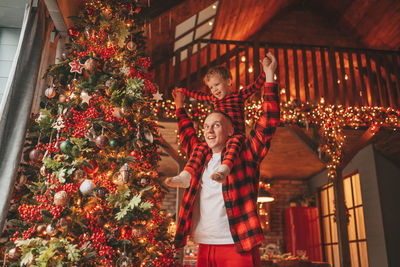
[{"xmin": 0, "ymin": 0, "xmax": 55, "ymax": 230}]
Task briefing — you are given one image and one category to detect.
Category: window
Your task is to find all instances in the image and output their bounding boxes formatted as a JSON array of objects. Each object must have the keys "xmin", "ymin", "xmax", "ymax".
[
  {"xmin": 319, "ymin": 172, "xmax": 369, "ymax": 267},
  {"xmin": 173, "ymin": 1, "xmax": 218, "ymax": 62},
  {"xmin": 319, "ymin": 183, "xmax": 340, "ymax": 267},
  {"xmin": 343, "ymin": 173, "xmax": 369, "ymax": 267}
]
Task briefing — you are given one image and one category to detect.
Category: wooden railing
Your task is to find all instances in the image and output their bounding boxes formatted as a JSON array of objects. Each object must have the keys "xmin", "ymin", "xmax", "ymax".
[{"xmin": 152, "ymin": 39, "xmax": 400, "ymax": 108}]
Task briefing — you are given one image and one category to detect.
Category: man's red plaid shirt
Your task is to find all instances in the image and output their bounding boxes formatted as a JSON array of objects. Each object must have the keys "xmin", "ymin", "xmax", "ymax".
[{"xmin": 174, "ymin": 83, "xmax": 280, "ymax": 253}]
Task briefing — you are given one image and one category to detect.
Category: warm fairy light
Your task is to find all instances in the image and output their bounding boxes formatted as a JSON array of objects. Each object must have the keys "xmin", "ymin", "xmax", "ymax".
[
  {"xmin": 344, "ymin": 74, "xmax": 349, "ymax": 80},
  {"xmin": 274, "ymin": 74, "xmax": 277, "ymax": 80},
  {"xmin": 337, "ymin": 79, "xmax": 341, "ymax": 84},
  {"xmin": 212, "ymin": 4, "xmax": 217, "ymax": 9},
  {"xmin": 239, "ymin": 85, "xmax": 244, "ymax": 89},
  {"xmin": 208, "ymin": 21, "xmax": 213, "ymax": 26},
  {"xmin": 320, "ymin": 97, "xmax": 325, "ymax": 104},
  {"xmin": 248, "ymin": 66, "xmax": 253, "ymax": 73},
  {"xmin": 241, "ymin": 56, "xmax": 246, "ymax": 62},
  {"xmin": 280, "ymin": 88, "xmax": 286, "ymax": 95}
]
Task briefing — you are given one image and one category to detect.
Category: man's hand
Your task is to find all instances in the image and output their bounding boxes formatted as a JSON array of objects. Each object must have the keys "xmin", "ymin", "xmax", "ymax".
[
  {"xmin": 172, "ymin": 87, "xmax": 185, "ymax": 109},
  {"xmin": 261, "ymin": 52, "xmax": 277, "ymax": 83}
]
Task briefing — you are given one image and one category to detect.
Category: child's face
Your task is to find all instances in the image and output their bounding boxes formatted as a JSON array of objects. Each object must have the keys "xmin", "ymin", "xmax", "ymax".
[{"xmin": 206, "ymin": 74, "xmax": 232, "ymax": 99}]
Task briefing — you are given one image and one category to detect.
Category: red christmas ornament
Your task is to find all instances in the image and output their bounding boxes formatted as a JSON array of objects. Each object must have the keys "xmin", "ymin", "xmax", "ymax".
[
  {"xmin": 95, "ymin": 135, "xmax": 108, "ymax": 147},
  {"xmin": 83, "ymin": 160, "xmax": 99, "ymax": 174},
  {"xmin": 29, "ymin": 149, "xmax": 43, "ymax": 162}
]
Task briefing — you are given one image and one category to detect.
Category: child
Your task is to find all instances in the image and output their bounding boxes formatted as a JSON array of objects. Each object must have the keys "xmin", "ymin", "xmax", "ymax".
[{"xmin": 166, "ymin": 53, "xmax": 275, "ymax": 188}]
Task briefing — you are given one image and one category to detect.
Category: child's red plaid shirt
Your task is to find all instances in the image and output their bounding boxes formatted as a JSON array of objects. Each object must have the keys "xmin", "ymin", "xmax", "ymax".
[
  {"xmin": 181, "ymin": 72, "xmax": 265, "ymax": 133},
  {"xmin": 174, "ymin": 83, "xmax": 280, "ymax": 253}
]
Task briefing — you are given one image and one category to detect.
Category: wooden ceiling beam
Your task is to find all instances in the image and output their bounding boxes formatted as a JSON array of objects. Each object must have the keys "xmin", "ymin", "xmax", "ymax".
[{"xmin": 143, "ymin": 0, "xmax": 184, "ymax": 19}]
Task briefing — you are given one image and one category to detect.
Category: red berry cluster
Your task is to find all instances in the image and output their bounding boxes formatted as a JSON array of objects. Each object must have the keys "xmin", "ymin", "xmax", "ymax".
[
  {"xmin": 18, "ymin": 204, "xmax": 43, "ymax": 222},
  {"xmin": 54, "ymin": 183, "xmax": 77, "ymax": 194},
  {"xmin": 78, "ymin": 224, "xmax": 114, "ymax": 266},
  {"xmin": 50, "ymin": 205, "xmax": 62, "ymax": 219},
  {"xmin": 136, "ymin": 57, "xmax": 152, "ymax": 69},
  {"xmin": 154, "ymin": 247, "xmax": 179, "ymax": 267},
  {"xmin": 10, "ymin": 231, "xmax": 20, "ymax": 242},
  {"xmin": 144, "ymin": 79, "xmax": 157, "ymax": 94},
  {"xmin": 22, "ymin": 226, "xmax": 36, "ymax": 240}
]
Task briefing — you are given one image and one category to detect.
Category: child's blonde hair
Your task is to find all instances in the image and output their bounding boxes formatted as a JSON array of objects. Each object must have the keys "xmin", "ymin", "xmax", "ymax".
[{"xmin": 203, "ymin": 65, "xmax": 232, "ymax": 84}]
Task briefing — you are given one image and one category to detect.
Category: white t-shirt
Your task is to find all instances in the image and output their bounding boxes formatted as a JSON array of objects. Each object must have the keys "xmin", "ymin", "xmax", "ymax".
[{"xmin": 190, "ymin": 153, "xmax": 234, "ymax": 244}]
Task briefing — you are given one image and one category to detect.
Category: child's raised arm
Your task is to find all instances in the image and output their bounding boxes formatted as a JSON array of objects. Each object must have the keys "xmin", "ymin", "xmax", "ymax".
[{"xmin": 180, "ymin": 87, "xmax": 212, "ymax": 102}]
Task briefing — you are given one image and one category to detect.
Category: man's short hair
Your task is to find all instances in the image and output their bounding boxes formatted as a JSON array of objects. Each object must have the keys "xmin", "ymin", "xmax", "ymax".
[
  {"xmin": 207, "ymin": 110, "xmax": 234, "ymax": 126},
  {"xmin": 203, "ymin": 65, "xmax": 232, "ymax": 83}
]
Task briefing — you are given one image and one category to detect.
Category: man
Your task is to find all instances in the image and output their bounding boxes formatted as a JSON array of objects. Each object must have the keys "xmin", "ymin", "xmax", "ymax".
[{"xmin": 166, "ymin": 54, "xmax": 279, "ymax": 266}]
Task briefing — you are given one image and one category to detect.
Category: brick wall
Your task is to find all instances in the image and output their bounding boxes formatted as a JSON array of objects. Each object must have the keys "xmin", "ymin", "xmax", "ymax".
[
  {"xmin": 161, "ymin": 187, "xmax": 178, "ymax": 217},
  {"xmin": 262, "ymin": 179, "xmax": 310, "ymax": 253}
]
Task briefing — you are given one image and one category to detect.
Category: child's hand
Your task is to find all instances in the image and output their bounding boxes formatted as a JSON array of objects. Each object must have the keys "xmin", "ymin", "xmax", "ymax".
[
  {"xmin": 261, "ymin": 52, "xmax": 277, "ymax": 83},
  {"xmin": 172, "ymin": 87, "xmax": 185, "ymax": 109}
]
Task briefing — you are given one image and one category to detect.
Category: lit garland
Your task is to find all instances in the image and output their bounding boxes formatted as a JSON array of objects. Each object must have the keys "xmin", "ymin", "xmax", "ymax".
[{"xmin": 154, "ymin": 99, "xmax": 400, "ymax": 180}]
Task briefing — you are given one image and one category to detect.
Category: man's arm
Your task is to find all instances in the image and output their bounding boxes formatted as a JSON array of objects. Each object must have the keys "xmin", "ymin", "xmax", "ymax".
[
  {"xmin": 247, "ymin": 53, "xmax": 280, "ymax": 163},
  {"xmin": 247, "ymin": 83, "xmax": 280, "ymax": 164},
  {"xmin": 181, "ymin": 88, "xmax": 213, "ymax": 102}
]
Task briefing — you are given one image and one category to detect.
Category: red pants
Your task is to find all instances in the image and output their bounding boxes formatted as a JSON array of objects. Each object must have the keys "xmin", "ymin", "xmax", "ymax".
[{"xmin": 196, "ymin": 244, "xmax": 261, "ymax": 267}]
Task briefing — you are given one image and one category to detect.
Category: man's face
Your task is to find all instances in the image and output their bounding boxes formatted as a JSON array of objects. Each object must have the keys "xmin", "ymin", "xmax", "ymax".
[
  {"xmin": 206, "ymin": 74, "xmax": 232, "ymax": 100},
  {"xmin": 203, "ymin": 113, "xmax": 234, "ymax": 153}
]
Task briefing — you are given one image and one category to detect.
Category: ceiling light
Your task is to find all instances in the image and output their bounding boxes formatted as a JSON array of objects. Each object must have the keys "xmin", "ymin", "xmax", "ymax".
[{"xmin": 257, "ymin": 187, "xmax": 274, "ymax": 203}]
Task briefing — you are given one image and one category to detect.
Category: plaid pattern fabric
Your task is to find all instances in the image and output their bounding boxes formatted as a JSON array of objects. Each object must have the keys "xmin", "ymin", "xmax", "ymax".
[
  {"xmin": 182, "ymin": 72, "xmax": 266, "ymax": 133},
  {"xmin": 174, "ymin": 83, "xmax": 280, "ymax": 253},
  {"xmin": 184, "ymin": 134, "xmax": 245, "ymax": 176},
  {"xmin": 181, "ymin": 72, "xmax": 266, "ymax": 175}
]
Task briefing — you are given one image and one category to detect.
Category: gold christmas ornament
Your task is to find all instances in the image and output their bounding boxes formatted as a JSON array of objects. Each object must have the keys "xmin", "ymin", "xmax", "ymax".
[
  {"xmin": 84, "ymin": 58, "xmax": 96, "ymax": 72},
  {"xmin": 58, "ymin": 94, "xmax": 67, "ymax": 103},
  {"xmin": 36, "ymin": 224, "xmax": 46, "ymax": 236},
  {"xmin": 44, "ymin": 86, "xmax": 56, "ymax": 98},
  {"xmin": 54, "ymin": 190, "xmax": 70, "ymax": 206},
  {"xmin": 40, "ymin": 165, "xmax": 47, "ymax": 176},
  {"xmin": 132, "ymin": 224, "xmax": 146, "ymax": 238},
  {"xmin": 119, "ymin": 163, "xmax": 131, "ymax": 182},
  {"xmin": 8, "ymin": 247, "xmax": 21, "ymax": 260},
  {"xmin": 112, "ymin": 107, "xmax": 123, "ymax": 118},
  {"xmin": 46, "ymin": 224, "xmax": 58, "ymax": 236},
  {"xmin": 126, "ymin": 41, "xmax": 137, "ymax": 51}
]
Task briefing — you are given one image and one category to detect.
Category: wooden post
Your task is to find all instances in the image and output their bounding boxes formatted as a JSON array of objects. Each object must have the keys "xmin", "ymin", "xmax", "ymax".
[
  {"xmin": 332, "ymin": 169, "xmax": 351, "ymax": 267},
  {"xmin": 283, "ymin": 47, "xmax": 290, "ymax": 101},
  {"xmin": 311, "ymin": 47, "xmax": 319, "ymax": 100},
  {"xmin": 293, "ymin": 47, "xmax": 301, "ymax": 100},
  {"xmin": 302, "ymin": 48, "xmax": 310, "ymax": 102},
  {"xmin": 347, "ymin": 51, "xmax": 358, "ymax": 106}
]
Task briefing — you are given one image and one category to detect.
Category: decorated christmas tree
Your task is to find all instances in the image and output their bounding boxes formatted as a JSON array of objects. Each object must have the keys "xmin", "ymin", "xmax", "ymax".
[{"xmin": 0, "ymin": 0, "xmax": 177, "ymax": 266}]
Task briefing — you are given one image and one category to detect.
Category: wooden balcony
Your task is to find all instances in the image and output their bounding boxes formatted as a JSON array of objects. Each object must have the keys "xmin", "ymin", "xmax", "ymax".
[{"xmin": 153, "ymin": 39, "xmax": 400, "ymax": 108}]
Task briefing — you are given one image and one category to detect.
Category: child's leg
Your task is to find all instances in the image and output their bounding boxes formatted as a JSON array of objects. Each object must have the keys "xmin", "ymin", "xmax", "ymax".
[
  {"xmin": 211, "ymin": 134, "xmax": 245, "ymax": 183},
  {"xmin": 165, "ymin": 142, "xmax": 209, "ymax": 188}
]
